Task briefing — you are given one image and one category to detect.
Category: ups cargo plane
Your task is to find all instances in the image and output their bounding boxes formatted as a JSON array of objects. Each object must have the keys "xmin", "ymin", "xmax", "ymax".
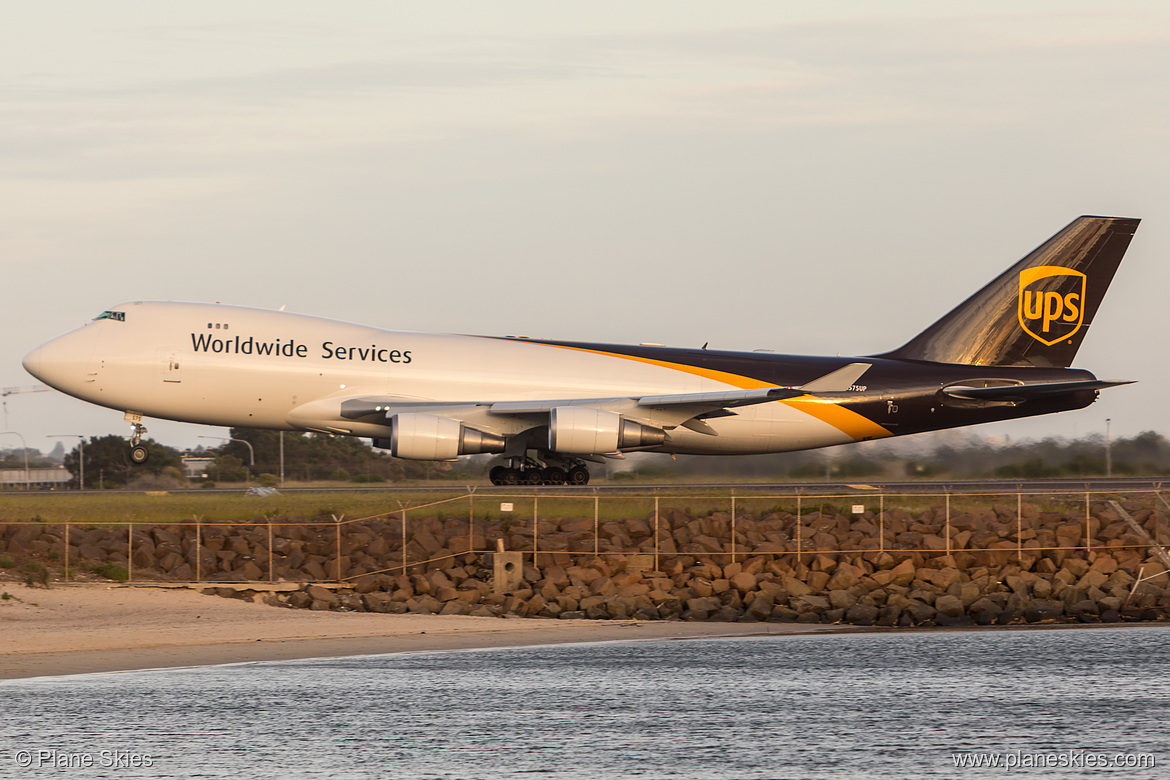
[{"xmin": 24, "ymin": 216, "xmax": 1138, "ymax": 485}]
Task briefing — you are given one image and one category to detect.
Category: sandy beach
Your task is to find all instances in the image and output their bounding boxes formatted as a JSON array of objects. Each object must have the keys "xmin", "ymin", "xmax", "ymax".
[{"xmin": 0, "ymin": 584, "xmax": 833, "ymax": 680}]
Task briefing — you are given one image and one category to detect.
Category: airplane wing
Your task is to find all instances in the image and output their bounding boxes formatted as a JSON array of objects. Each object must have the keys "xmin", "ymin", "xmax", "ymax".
[{"xmin": 290, "ymin": 363, "xmax": 874, "ymax": 440}]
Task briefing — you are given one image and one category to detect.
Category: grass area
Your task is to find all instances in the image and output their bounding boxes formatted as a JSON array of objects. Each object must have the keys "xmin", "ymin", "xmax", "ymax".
[
  {"xmin": 0, "ymin": 486, "xmax": 1150, "ymax": 527},
  {"xmin": 0, "ymin": 491, "xmax": 462, "ymax": 525}
]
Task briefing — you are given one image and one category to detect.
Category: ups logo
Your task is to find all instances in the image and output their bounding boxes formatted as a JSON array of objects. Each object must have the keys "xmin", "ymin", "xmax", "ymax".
[{"xmin": 1018, "ymin": 266, "xmax": 1086, "ymax": 345}]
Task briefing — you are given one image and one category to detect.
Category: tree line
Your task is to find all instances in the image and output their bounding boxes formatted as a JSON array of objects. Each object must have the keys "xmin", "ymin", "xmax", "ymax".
[{"xmin": 8, "ymin": 429, "xmax": 1168, "ymax": 489}]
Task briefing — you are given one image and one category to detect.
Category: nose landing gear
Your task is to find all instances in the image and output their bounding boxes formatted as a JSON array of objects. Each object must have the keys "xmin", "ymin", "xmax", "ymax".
[{"xmin": 129, "ymin": 421, "xmax": 149, "ymax": 464}]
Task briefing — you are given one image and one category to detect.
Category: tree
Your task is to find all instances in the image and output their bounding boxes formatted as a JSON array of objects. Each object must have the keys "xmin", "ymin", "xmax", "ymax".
[
  {"xmin": 205, "ymin": 428, "xmax": 487, "ymax": 483},
  {"xmin": 63, "ymin": 436, "xmax": 183, "ymax": 489}
]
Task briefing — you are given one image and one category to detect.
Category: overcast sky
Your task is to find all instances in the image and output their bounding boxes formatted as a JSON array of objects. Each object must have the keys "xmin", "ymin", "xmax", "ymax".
[{"xmin": 3, "ymin": 1, "xmax": 1169, "ymax": 455}]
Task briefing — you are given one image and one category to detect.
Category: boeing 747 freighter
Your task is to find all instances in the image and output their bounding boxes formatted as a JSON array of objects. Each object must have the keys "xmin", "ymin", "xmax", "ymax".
[{"xmin": 24, "ymin": 216, "xmax": 1139, "ymax": 484}]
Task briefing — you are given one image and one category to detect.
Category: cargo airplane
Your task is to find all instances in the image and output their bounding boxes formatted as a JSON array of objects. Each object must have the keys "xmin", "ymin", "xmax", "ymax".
[{"xmin": 24, "ymin": 216, "xmax": 1138, "ymax": 485}]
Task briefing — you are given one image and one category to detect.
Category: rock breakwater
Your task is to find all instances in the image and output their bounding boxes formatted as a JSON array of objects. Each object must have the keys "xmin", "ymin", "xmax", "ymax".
[{"xmin": 4, "ymin": 499, "xmax": 1169, "ymax": 625}]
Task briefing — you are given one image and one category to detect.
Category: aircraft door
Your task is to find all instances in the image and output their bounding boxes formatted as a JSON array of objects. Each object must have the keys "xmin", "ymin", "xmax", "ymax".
[{"xmin": 159, "ymin": 351, "xmax": 183, "ymax": 384}]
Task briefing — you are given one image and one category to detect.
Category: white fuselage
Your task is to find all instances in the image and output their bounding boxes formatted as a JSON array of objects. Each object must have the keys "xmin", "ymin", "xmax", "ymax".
[{"xmin": 23, "ymin": 302, "xmax": 868, "ymax": 455}]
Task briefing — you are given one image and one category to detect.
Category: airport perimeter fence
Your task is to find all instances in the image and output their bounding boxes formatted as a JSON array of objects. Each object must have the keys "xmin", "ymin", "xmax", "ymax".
[{"xmin": 2, "ymin": 487, "xmax": 1170, "ymax": 586}]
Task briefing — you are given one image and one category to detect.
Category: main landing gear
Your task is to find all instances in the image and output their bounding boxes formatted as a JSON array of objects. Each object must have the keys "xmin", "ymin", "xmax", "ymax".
[
  {"xmin": 129, "ymin": 422, "xmax": 149, "ymax": 464},
  {"xmin": 489, "ymin": 457, "xmax": 590, "ymax": 486}
]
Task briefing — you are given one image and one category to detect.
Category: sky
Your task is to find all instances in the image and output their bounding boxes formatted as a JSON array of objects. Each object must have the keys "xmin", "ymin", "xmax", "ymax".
[{"xmin": 2, "ymin": 1, "xmax": 1169, "ymax": 456}]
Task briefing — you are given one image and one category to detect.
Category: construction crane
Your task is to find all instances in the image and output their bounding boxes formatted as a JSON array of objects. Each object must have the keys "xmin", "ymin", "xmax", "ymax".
[{"xmin": 2, "ymin": 385, "xmax": 48, "ymax": 430}]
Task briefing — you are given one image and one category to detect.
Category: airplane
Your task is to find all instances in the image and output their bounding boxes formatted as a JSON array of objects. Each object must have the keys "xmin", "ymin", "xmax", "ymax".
[{"xmin": 24, "ymin": 215, "xmax": 1138, "ymax": 486}]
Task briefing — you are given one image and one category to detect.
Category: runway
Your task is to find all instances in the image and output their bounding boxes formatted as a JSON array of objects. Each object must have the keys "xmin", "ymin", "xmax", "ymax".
[{"xmin": 20, "ymin": 476, "xmax": 1170, "ymax": 496}]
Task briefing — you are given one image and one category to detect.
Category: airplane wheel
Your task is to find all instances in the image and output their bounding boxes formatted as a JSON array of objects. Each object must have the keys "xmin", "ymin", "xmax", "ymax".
[
  {"xmin": 525, "ymin": 469, "xmax": 545, "ymax": 485},
  {"xmin": 568, "ymin": 466, "xmax": 589, "ymax": 485},
  {"xmin": 130, "ymin": 445, "xmax": 149, "ymax": 465},
  {"xmin": 544, "ymin": 467, "xmax": 567, "ymax": 485},
  {"xmin": 501, "ymin": 468, "xmax": 521, "ymax": 486},
  {"xmin": 489, "ymin": 466, "xmax": 506, "ymax": 485}
]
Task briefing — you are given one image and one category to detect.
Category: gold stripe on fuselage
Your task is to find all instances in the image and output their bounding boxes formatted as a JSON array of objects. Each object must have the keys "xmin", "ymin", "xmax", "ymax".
[{"xmin": 539, "ymin": 343, "xmax": 892, "ymax": 442}]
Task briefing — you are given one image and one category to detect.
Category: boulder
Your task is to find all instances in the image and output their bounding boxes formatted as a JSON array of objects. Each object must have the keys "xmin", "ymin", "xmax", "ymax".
[
  {"xmin": 745, "ymin": 594, "xmax": 774, "ymax": 621},
  {"xmin": 305, "ymin": 585, "xmax": 339, "ymax": 605},
  {"xmin": 790, "ymin": 594, "xmax": 830, "ymax": 612},
  {"xmin": 806, "ymin": 571, "xmax": 831, "ymax": 592},
  {"xmin": 685, "ymin": 596, "xmax": 722, "ymax": 619},
  {"xmin": 729, "ymin": 572, "xmax": 757, "ymax": 593},
  {"xmin": 826, "ymin": 563, "xmax": 864, "ymax": 591},
  {"xmin": 845, "ymin": 604, "xmax": 879, "ymax": 624},
  {"xmin": 632, "ymin": 605, "xmax": 660, "ymax": 621},
  {"xmin": 934, "ymin": 594, "xmax": 964, "ymax": 618},
  {"xmin": 1023, "ymin": 600, "xmax": 1065, "ymax": 623},
  {"xmin": 903, "ymin": 603, "xmax": 937, "ymax": 625},
  {"xmin": 406, "ymin": 595, "xmax": 442, "ymax": 614},
  {"xmin": 712, "ymin": 605, "xmax": 744, "ymax": 622},
  {"xmin": 362, "ymin": 592, "xmax": 394, "ymax": 613},
  {"xmin": 967, "ymin": 597, "xmax": 1002, "ymax": 625},
  {"xmin": 828, "ymin": 590, "xmax": 857, "ymax": 610}
]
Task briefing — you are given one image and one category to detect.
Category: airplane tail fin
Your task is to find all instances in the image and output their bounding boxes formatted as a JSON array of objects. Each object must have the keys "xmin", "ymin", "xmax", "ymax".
[{"xmin": 877, "ymin": 216, "xmax": 1139, "ymax": 367}]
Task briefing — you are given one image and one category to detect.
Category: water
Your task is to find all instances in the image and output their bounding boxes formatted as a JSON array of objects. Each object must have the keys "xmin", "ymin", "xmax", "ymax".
[{"xmin": 2, "ymin": 626, "xmax": 1168, "ymax": 779}]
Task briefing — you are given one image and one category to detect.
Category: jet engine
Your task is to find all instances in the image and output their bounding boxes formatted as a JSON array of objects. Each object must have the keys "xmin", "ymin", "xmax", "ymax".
[
  {"xmin": 548, "ymin": 407, "xmax": 666, "ymax": 454},
  {"xmin": 379, "ymin": 413, "xmax": 505, "ymax": 460}
]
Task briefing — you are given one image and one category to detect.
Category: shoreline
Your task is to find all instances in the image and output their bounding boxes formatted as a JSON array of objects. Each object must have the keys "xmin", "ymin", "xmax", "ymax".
[
  {"xmin": 4, "ymin": 584, "xmax": 1164, "ymax": 682},
  {"xmin": 0, "ymin": 584, "xmax": 836, "ymax": 681}
]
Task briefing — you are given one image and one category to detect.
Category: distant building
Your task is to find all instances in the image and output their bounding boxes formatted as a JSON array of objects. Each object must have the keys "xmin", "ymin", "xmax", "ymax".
[
  {"xmin": 0, "ymin": 467, "xmax": 72, "ymax": 488},
  {"xmin": 182, "ymin": 457, "xmax": 215, "ymax": 479}
]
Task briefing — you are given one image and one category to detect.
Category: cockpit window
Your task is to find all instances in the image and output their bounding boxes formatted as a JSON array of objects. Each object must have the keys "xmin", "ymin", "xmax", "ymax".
[{"xmin": 94, "ymin": 311, "xmax": 126, "ymax": 322}]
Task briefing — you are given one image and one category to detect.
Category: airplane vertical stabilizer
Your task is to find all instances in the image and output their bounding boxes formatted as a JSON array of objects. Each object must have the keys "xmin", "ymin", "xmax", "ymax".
[{"xmin": 878, "ymin": 216, "xmax": 1139, "ymax": 367}]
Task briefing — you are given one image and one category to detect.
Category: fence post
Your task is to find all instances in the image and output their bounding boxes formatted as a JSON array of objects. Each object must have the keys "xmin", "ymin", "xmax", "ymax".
[
  {"xmin": 1085, "ymin": 491, "xmax": 1092, "ymax": 554},
  {"xmin": 195, "ymin": 516, "xmax": 202, "ymax": 583},
  {"xmin": 468, "ymin": 487, "xmax": 475, "ymax": 557},
  {"xmin": 64, "ymin": 521, "xmax": 70, "ymax": 583},
  {"xmin": 533, "ymin": 489, "xmax": 539, "ymax": 569},
  {"xmin": 1016, "ymin": 489, "xmax": 1023, "ymax": 564},
  {"xmin": 945, "ymin": 492, "xmax": 951, "ymax": 557},
  {"xmin": 127, "ymin": 522, "xmax": 133, "ymax": 582},
  {"xmin": 335, "ymin": 515, "xmax": 342, "ymax": 583},
  {"xmin": 593, "ymin": 489, "xmax": 599, "ymax": 556},
  {"xmin": 654, "ymin": 491, "xmax": 660, "ymax": 572},
  {"xmin": 730, "ymin": 489, "xmax": 736, "ymax": 564},
  {"xmin": 268, "ymin": 517, "xmax": 274, "ymax": 582},
  {"xmin": 796, "ymin": 492, "xmax": 803, "ymax": 564},
  {"xmin": 879, "ymin": 493, "xmax": 885, "ymax": 555}
]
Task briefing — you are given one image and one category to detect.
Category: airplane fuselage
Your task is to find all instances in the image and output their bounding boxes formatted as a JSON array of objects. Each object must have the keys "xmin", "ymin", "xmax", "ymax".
[{"xmin": 24, "ymin": 301, "xmax": 1097, "ymax": 457}]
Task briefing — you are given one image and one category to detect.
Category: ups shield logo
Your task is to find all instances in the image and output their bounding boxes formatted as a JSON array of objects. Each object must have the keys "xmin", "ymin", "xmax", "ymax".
[{"xmin": 1018, "ymin": 266, "xmax": 1086, "ymax": 346}]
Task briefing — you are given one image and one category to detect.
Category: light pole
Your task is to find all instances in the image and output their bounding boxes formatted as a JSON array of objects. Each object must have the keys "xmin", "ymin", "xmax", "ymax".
[
  {"xmin": 1105, "ymin": 418, "xmax": 1112, "ymax": 477},
  {"xmin": 49, "ymin": 434, "xmax": 85, "ymax": 490},
  {"xmin": 0, "ymin": 431, "xmax": 30, "ymax": 489}
]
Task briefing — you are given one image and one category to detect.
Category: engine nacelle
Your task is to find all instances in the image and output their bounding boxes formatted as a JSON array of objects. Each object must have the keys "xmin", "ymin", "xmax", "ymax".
[
  {"xmin": 383, "ymin": 413, "xmax": 505, "ymax": 460},
  {"xmin": 548, "ymin": 407, "xmax": 666, "ymax": 454}
]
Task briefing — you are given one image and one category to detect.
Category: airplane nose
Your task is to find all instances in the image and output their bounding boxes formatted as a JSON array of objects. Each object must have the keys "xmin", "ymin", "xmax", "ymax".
[
  {"xmin": 21, "ymin": 345, "xmax": 46, "ymax": 380},
  {"xmin": 23, "ymin": 327, "xmax": 97, "ymax": 392}
]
